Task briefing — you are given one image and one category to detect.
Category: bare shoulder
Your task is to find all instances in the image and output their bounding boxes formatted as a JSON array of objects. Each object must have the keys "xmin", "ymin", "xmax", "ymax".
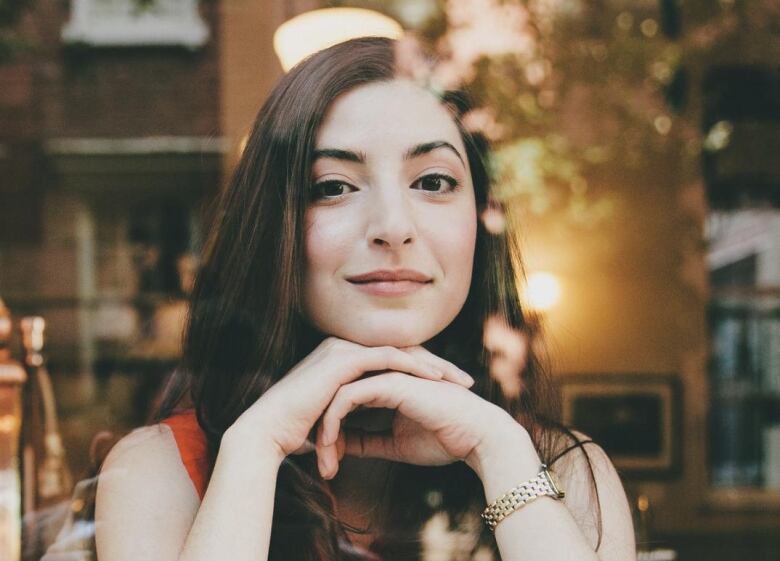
[
  {"xmin": 99, "ymin": 424, "xmax": 178, "ymax": 467},
  {"xmin": 549, "ymin": 429, "xmax": 615, "ymax": 487},
  {"xmin": 548, "ymin": 429, "xmax": 637, "ymax": 561},
  {"xmin": 95, "ymin": 424, "xmax": 201, "ymax": 561}
]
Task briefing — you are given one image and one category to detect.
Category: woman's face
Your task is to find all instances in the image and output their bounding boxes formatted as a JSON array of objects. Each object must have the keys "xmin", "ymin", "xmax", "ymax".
[{"xmin": 303, "ymin": 79, "xmax": 477, "ymax": 347}]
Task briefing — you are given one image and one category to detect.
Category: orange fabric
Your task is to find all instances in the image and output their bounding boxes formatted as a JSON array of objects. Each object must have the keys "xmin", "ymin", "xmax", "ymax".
[{"xmin": 161, "ymin": 410, "xmax": 213, "ymax": 500}]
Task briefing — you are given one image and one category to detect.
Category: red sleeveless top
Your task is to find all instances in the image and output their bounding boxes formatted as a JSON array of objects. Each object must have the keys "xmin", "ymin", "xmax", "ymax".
[{"xmin": 161, "ymin": 409, "xmax": 213, "ymax": 500}]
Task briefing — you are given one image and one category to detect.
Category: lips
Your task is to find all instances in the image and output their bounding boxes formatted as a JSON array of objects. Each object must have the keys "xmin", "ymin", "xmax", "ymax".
[
  {"xmin": 345, "ymin": 269, "xmax": 432, "ymax": 297},
  {"xmin": 345, "ymin": 269, "xmax": 433, "ymax": 284}
]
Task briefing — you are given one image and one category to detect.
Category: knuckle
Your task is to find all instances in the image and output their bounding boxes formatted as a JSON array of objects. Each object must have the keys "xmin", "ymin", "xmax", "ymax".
[
  {"xmin": 339, "ymin": 349, "xmax": 362, "ymax": 367},
  {"xmin": 321, "ymin": 409, "xmax": 335, "ymax": 425},
  {"xmin": 381, "ymin": 346, "xmax": 400, "ymax": 361},
  {"xmin": 318, "ymin": 338, "xmax": 348, "ymax": 362},
  {"xmin": 330, "ymin": 384, "xmax": 349, "ymax": 404},
  {"xmin": 339, "ymin": 383, "xmax": 357, "ymax": 402},
  {"xmin": 388, "ymin": 371, "xmax": 407, "ymax": 383}
]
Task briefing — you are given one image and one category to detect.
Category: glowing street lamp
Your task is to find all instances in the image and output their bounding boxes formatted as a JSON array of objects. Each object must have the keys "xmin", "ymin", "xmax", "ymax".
[{"xmin": 273, "ymin": 8, "xmax": 404, "ymax": 72}]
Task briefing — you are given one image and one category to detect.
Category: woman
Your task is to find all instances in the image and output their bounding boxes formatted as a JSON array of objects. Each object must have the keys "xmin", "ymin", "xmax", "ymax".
[{"xmin": 95, "ymin": 37, "xmax": 636, "ymax": 561}]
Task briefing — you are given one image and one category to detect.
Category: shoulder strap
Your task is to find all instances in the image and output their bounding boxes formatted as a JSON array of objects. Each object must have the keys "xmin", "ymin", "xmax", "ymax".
[
  {"xmin": 549, "ymin": 438, "xmax": 595, "ymax": 466},
  {"xmin": 161, "ymin": 410, "xmax": 212, "ymax": 500}
]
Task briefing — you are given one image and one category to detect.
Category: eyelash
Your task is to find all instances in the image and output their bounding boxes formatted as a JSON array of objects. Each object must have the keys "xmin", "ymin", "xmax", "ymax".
[{"xmin": 310, "ymin": 173, "xmax": 461, "ymax": 201}]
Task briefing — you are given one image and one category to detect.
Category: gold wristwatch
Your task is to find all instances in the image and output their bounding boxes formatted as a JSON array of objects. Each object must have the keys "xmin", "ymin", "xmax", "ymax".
[{"xmin": 481, "ymin": 464, "xmax": 566, "ymax": 531}]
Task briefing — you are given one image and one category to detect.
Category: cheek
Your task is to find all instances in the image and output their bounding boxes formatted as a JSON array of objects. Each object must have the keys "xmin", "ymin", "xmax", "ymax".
[
  {"xmin": 303, "ymin": 212, "xmax": 362, "ymax": 320},
  {"xmin": 304, "ymin": 212, "xmax": 351, "ymax": 274},
  {"xmin": 455, "ymin": 216, "xmax": 478, "ymax": 284},
  {"xmin": 425, "ymin": 206, "xmax": 478, "ymax": 284}
]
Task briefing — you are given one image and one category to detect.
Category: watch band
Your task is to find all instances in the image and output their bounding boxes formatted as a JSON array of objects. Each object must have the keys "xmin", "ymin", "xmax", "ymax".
[{"xmin": 480, "ymin": 464, "xmax": 566, "ymax": 531}]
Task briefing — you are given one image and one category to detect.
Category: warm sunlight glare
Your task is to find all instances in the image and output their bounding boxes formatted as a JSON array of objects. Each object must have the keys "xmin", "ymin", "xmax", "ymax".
[{"xmin": 273, "ymin": 8, "xmax": 404, "ymax": 72}]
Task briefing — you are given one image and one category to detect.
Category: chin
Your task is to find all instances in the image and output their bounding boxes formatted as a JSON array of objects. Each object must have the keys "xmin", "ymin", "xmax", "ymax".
[
  {"xmin": 330, "ymin": 318, "xmax": 441, "ymax": 348},
  {"xmin": 308, "ymin": 302, "xmax": 465, "ymax": 348},
  {"xmin": 338, "ymin": 329, "xmax": 428, "ymax": 348}
]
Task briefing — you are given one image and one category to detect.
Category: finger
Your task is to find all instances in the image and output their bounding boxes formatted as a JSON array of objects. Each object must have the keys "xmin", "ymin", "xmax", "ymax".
[
  {"xmin": 324, "ymin": 441, "xmax": 340, "ymax": 479},
  {"xmin": 325, "ymin": 431, "xmax": 341, "ymax": 479},
  {"xmin": 336, "ymin": 429, "xmax": 346, "ymax": 461},
  {"xmin": 329, "ymin": 342, "xmax": 445, "ymax": 390},
  {"xmin": 315, "ymin": 421, "xmax": 328, "ymax": 477},
  {"xmin": 316, "ymin": 418, "xmax": 340, "ymax": 479},
  {"xmin": 321, "ymin": 373, "xmax": 407, "ymax": 446},
  {"xmin": 400, "ymin": 346, "xmax": 475, "ymax": 387}
]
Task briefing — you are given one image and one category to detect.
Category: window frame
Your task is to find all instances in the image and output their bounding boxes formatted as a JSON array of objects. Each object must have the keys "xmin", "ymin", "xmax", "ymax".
[{"xmin": 61, "ymin": 0, "xmax": 209, "ymax": 49}]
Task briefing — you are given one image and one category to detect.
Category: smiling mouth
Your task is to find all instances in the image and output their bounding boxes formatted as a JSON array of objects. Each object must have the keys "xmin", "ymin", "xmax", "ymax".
[{"xmin": 347, "ymin": 279, "xmax": 432, "ymax": 296}]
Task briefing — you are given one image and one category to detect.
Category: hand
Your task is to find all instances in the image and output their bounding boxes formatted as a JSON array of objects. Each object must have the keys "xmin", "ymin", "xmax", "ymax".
[
  {"xmin": 314, "ymin": 366, "xmax": 518, "ymax": 479},
  {"xmin": 226, "ymin": 337, "xmax": 475, "ymax": 465}
]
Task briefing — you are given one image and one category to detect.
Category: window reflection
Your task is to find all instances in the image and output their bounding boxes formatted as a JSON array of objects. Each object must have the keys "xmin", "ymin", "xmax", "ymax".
[{"xmin": 707, "ymin": 209, "xmax": 780, "ymax": 488}]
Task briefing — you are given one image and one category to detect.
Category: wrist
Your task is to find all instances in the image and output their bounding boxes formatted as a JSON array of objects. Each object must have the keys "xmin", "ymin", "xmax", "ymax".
[
  {"xmin": 223, "ymin": 421, "xmax": 287, "ymax": 468},
  {"xmin": 465, "ymin": 411, "xmax": 541, "ymax": 482}
]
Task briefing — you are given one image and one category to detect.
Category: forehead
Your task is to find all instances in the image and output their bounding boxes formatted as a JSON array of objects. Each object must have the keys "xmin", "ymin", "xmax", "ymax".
[{"xmin": 315, "ymin": 79, "xmax": 464, "ymax": 152}]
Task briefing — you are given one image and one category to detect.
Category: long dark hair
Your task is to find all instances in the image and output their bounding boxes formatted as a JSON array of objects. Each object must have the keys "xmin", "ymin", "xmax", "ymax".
[{"xmin": 155, "ymin": 36, "xmax": 598, "ymax": 561}]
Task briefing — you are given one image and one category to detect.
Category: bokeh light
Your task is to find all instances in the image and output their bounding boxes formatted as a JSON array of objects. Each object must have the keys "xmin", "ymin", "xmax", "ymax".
[
  {"xmin": 482, "ymin": 314, "xmax": 529, "ymax": 399},
  {"xmin": 273, "ymin": 8, "xmax": 404, "ymax": 72},
  {"xmin": 524, "ymin": 272, "xmax": 561, "ymax": 312}
]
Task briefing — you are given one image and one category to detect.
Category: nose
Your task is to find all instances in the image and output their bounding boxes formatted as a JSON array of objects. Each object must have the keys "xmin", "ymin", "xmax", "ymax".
[{"xmin": 366, "ymin": 185, "xmax": 417, "ymax": 249}]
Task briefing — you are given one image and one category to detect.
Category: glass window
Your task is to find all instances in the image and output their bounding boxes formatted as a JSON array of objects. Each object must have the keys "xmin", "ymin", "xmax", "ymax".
[
  {"xmin": 707, "ymin": 209, "xmax": 780, "ymax": 489},
  {"xmin": 61, "ymin": 0, "xmax": 209, "ymax": 48}
]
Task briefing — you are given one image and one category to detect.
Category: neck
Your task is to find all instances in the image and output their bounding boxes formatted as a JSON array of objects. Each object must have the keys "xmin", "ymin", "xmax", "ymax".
[
  {"xmin": 327, "ymin": 408, "xmax": 396, "ymax": 517},
  {"xmin": 328, "ymin": 455, "xmax": 394, "ymax": 536},
  {"xmin": 329, "ymin": 454, "xmax": 393, "ymax": 498}
]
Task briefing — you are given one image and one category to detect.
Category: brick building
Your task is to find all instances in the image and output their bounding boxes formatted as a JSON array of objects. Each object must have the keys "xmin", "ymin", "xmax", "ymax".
[{"xmin": 1, "ymin": 0, "xmax": 224, "ymax": 476}]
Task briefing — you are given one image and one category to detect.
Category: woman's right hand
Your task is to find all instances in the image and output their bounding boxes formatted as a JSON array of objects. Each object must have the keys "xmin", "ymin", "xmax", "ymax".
[{"xmin": 224, "ymin": 336, "xmax": 474, "ymax": 470}]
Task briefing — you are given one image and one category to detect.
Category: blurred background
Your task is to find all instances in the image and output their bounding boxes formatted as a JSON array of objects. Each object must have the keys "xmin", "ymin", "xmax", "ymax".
[{"xmin": 0, "ymin": 1, "xmax": 778, "ymax": 560}]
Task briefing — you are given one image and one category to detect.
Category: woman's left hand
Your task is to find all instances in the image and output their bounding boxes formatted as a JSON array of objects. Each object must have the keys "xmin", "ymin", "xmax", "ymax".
[{"xmin": 314, "ymin": 346, "xmax": 521, "ymax": 479}]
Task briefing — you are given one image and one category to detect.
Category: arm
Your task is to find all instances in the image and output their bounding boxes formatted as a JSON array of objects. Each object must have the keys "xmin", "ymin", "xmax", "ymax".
[
  {"xmin": 177, "ymin": 426, "xmax": 284, "ymax": 561},
  {"xmin": 94, "ymin": 423, "xmax": 284, "ymax": 561},
  {"xmin": 96, "ymin": 339, "xmax": 466, "ymax": 561},
  {"xmin": 467, "ymin": 421, "xmax": 636, "ymax": 561},
  {"xmin": 313, "ymin": 366, "xmax": 636, "ymax": 560}
]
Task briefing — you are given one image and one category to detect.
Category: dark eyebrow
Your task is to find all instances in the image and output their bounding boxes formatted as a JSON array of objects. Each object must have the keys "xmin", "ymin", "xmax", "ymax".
[
  {"xmin": 312, "ymin": 141, "xmax": 465, "ymax": 167},
  {"xmin": 312, "ymin": 148, "xmax": 367, "ymax": 164},
  {"xmin": 404, "ymin": 141, "xmax": 465, "ymax": 167}
]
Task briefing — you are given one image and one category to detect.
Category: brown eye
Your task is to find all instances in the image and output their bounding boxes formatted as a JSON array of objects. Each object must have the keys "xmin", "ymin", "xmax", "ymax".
[
  {"xmin": 311, "ymin": 181, "xmax": 356, "ymax": 200},
  {"xmin": 412, "ymin": 173, "xmax": 460, "ymax": 194}
]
